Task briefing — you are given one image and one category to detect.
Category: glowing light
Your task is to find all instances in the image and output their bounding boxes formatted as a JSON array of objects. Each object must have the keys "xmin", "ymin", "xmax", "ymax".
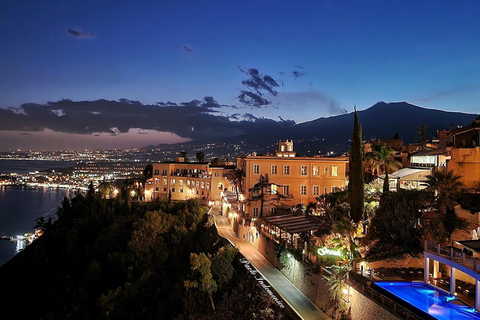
[
  {"xmin": 343, "ymin": 288, "xmax": 349, "ymax": 295},
  {"xmin": 317, "ymin": 247, "xmax": 342, "ymax": 257}
]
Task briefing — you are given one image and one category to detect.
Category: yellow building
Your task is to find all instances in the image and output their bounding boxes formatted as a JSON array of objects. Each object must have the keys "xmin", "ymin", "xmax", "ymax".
[
  {"xmin": 145, "ymin": 160, "xmax": 234, "ymax": 203},
  {"xmin": 448, "ymin": 147, "xmax": 480, "ymax": 188},
  {"xmin": 238, "ymin": 141, "xmax": 348, "ymax": 220},
  {"xmin": 444, "ymin": 117, "xmax": 480, "ymax": 188}
]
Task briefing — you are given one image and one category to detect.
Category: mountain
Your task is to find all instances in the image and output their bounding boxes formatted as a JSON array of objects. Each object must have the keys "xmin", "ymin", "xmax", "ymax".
[{"xmin": 162, "ymin": 102, "xmax": 476, "ymax": 158}]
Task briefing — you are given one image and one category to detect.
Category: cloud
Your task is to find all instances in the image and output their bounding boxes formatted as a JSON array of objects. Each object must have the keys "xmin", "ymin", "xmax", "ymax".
[
  {"xmin": 412, "ymin": 84, "xmax": 480, "ymax": 104},
  {"xmin": 68, "ymin": 29, "xmax": 95, "ymax": 38},
  {"xmin": 275, "ymin": 90, "xmax": 347, "ymax": 115},
  {"xmin": 0, "ymin": 97, "xmax": 294, "ymax": 145},
  {"xmin": 237, "ymin": 67, "xmax": 281, "ymax": 107},
  {"xmin": 183, "ymin": 45, "xmax": 192, "ymax": 52}
]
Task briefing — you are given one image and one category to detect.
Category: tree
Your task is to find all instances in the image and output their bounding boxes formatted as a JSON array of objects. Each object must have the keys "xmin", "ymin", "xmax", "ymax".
[
  {"xmin": 367, "ymin": 190, "xmax": 426, "ymax": 260},
  {"xmin": 211, "ymin": 246, "xmax": 238, "ymax": 288},
  {"xmin": 365, "ymin": 142, "xmax": 402, "ymax": 178},
  {"xmin": 247, "ymin": 174, "xmax": 284, "ymax": 218},
  {"xmin": 184, "ymin": 252, "xmax": 217, "ymax": 311},
  {"xmin": 227, "ymin": 168, "xmax": 246, "ymax": 200},
  {"xmin": 323, "ymin": 265, "xmax": 349, "ymax": 317},
  {"xmin": 426, "ymin": 170, "xmax": 464, "ymax": 211},
  {"xmin": 348, "ymin": 109, "xmax": 364, "ymax": 222},
  {"xmin": 196, "ymin": 150, "xmax": 205, "ymax": 163},
  {"xmin": 330, "ymin": 216, "xmax": 361, "ymax": 268},
  {"xmin": 143, "ymin": 164, "xmax": 153, "ymax": 180}
]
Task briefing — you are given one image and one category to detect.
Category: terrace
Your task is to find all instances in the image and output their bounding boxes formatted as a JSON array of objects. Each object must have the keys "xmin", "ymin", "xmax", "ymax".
[{"xmin": 424, "ymin": 240, "xmax": 480, "ymax": 310}]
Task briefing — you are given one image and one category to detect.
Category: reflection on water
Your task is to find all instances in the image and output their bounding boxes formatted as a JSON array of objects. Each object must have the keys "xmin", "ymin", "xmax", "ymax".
[{"xmin": 0, "ymin": 186, "xmax": 73, "ymax": 266}]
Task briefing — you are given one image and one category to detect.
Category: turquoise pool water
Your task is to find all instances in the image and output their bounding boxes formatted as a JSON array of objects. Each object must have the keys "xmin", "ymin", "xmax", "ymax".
[{"xmin": 375, "ymin": 282, "xmax": 480, "ymax": 320}]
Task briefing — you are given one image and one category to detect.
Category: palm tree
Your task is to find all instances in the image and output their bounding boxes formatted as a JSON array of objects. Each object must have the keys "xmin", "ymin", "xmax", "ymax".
[
  {"xmin": 227, "ymin": 167, "xmax": 246, "ymax": 200},
  {"xmin": 426, "ymin": 170, "xmax": 464, "ymax": 211},
  {"xmin": 331, "ymin": 216, "xmax": 361, "ymax": 268},
  {"xmin": 323, "ymin": 265, "xmax": 349, "ymax": 317},
  {"xmin": 365, "ymin": 143, "xmax": 402, "ymax": 193},
  {"xmin": 365, "ymin": 143, "xmax": 402, "ymax": 177}
]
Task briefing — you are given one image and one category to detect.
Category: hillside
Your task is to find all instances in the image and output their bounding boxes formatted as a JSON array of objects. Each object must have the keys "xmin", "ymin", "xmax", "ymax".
[{"xmin": 0, "ymin": 191, "xmax": 293, "ymax": 320}]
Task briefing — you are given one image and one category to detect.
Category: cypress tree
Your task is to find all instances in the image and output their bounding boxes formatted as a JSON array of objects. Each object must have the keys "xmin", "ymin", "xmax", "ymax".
[{"xmin": 349, "ymin": 108, "xmax": 364, "ymax": 222}]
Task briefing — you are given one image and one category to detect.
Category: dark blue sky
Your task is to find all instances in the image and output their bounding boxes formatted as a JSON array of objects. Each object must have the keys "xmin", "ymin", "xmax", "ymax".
[{"xmin": 1, "ymin": 1, "xmax": 480, "ymax": 150}]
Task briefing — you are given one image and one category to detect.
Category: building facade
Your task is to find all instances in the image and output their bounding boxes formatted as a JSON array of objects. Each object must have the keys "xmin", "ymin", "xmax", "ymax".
[
  {"xmin": 239, "ymin": 141, "xmax": 348, "ymax": 220},
  {"xmin": 145, "ymin": 160, "xmax": 234, "ymax": 203}
]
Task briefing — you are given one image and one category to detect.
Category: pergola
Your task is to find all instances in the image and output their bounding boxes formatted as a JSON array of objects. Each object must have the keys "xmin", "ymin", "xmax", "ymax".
[{"xmin": 262, "ymin": 214, "xmax": 324, "ymax": 248}]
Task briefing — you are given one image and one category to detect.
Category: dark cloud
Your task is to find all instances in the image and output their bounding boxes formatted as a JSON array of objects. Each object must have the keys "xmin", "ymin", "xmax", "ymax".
[
  {"xmin": 237, "ymin": 67, "xmax": 281, "ymax": 107},
  {"xmin": 293, "ymin": 70, "xmax": 306, "ymax": 79},
  {"xmin": 68, "ymin": 29, "xmax": 95, "ymax": 38},
  {"xmin": 0, "ymin": 98, "xmax": 294, "ymax": 142}
]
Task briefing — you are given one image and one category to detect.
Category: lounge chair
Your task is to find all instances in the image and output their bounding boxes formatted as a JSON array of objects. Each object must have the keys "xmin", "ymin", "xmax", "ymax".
[{"xmin": 462, "ymin": 284, "xmax": 476, "ymax": 297}]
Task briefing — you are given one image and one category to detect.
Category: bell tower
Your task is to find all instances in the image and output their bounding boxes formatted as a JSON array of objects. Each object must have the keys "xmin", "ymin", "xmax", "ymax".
[{"xmin": 276, "ymin": 140, "xmax": 295, "ymax": 157}]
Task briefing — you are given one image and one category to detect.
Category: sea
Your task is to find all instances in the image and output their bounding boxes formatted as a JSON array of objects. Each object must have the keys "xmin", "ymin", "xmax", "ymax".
[{"xmin": 0, "ymin": 160, "xmax": 76, "ymax": 266}]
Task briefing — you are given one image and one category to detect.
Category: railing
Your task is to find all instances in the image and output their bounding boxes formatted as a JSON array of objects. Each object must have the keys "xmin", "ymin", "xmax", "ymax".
[{"xmin": 425, "ymin": 240, "xmax": 480, "ymax": 273}]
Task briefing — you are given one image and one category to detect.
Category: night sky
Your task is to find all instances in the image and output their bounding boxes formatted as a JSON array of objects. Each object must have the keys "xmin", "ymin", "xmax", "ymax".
[{"xmin": 1, "ymin": 1, "xmax": 480, "ymax": 150}]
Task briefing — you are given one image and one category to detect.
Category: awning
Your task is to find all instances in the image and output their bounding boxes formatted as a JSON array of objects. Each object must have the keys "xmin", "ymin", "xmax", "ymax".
[
  {"xmin": 263, "ymin": 214, "xmax": 324, "ymax": 234},
  {"xmin": 456, "ymin": 240, "xmax": 480, "ymax": 254}
]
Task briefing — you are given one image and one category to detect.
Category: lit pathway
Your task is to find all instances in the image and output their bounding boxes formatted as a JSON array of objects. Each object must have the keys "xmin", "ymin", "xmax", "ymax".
[{"xmin": 210, "ymin": 206, "xmax": 329, "ymax": 320}]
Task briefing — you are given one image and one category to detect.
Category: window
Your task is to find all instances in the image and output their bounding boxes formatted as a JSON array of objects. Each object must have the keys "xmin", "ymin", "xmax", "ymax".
[
  {"xmin": 270, "ymin": 207, "xmax": 275, "ymax": 214},
  {"xmin": 283, "ymin": 165, "xmax": 290, "ymax": 175},
  {"xmin": 271, "ymin": 184, "xmax": 277, "ymax": 194},
  {"xmin": 253, "ymin": 208, "xmax": 259, "ymax": 217},
  {"xmin": 301, "ymin": 165, "xmax": 307, "ymax": 175},
  {"xmin": 324, "ymin": 187, "xmax": 328, "ymax": 194},
  {"xmin": 271, "ymin": 165, "xmax": 277, "ymax": 175},
  {"xmin": 206, "ymin": 182, "xmax": 210, "ymax": 189},
  {"xmin": 313, "ymin": 185, "xmax": 319, "ymax": 196},
  {"xmin": 253, "ymin": 164, "xmax": 259, "ymax": 174},
  {"xmin": 179, "ymin": 180, "xmax": 183, "ymax": 187},
  {"xmin": 218, "ymin": 182, "xmax": 223, "ymax": 190},
  {"xmin": 313, "ymin": 166, "xmax": 318, "ymax": 176},
  {"xmin": 332, "ymin": 166, "xmax": 338, "ymax": 177},
  {"xmin": 324, "ymin": 166, "xmax": 328, "ymax": 174},
  {"xmin": 154, "ymin": 178, "xmax": 159, "ymax": 185},
  {"xmin": 154, "ymin": 169, "xmax": 159, "ymax": 176},
  {"xmin": 300, "ymin": 185, "xmax": 307, "ymax": 195},
  {"xmin": 215, "ymin": 172, "xmax": 219, "ymax": 177},
  {"xmin": 171, "ymin": 179, "xmax": 175, "ymax": 185},
  {"xmin": 331, "ymin": 186, "xmax": 336, "ymax": 193},
  {"xmin": 283, "ymin": 185, "xmax": 289, "ymax": 196},
  {"xmin": 162, "ymin": 169, "xmax": 167, "ymax": 176}
]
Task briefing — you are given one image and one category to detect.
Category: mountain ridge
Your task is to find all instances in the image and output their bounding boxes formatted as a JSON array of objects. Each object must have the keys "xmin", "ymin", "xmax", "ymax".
[{"xmin": 156, "ymin": 101, "xmax": 477, "ymax": 158}]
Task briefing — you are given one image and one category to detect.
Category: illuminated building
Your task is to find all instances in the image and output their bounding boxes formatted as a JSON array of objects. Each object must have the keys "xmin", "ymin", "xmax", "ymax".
[{"xmin": 238, "ymin": 140, "xmax": 348, "ymax": 220}]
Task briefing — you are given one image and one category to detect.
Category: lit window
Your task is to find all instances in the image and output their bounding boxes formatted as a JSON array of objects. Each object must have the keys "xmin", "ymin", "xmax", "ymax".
[
  {"xmin": 313, "ymin": 166, "xmax": 318, "ymax": 176},
  {"xmin": 332, "ymin": 166, "xmax": 338, "ymax": 177},
  {"xmin": 253, "ymin": 164, "xmax": 259, "ymax": 174},
  {"xmin": 324, "ymin": 166, "xmax": 328, "ymax": 174},
  {"xmin": 271, "ymin": 184, "xmax": 277, "ymax": 194},
  {"xmin": 283, "ymin": 165, "xmax": 290, "ymax": 175},
  {"xmin": 313, "ymin": 185, "xmax": 319, "ymax": 195}
]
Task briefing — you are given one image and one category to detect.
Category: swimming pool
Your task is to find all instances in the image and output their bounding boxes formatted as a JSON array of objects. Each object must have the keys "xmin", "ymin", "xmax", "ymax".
[{"xmin": 375, "ymin": 282, "xmax": 480, "ymax": 320}]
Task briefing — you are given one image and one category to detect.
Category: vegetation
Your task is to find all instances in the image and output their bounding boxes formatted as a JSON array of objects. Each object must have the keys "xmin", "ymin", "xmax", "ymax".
[
  {"xmin": 348, "ymin": 109, "xmax": 365, "ymax": 222},
  {"xmin": 247, "ymin": 174, "xmax": 285, "ymax": 218},
  {"xmin": 365, "ymin": 190, "xmax": 430, "ymax": 260},
  {"xmin": 0, "ymin": 191, "xmax": 289, "ymax": 319}
]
